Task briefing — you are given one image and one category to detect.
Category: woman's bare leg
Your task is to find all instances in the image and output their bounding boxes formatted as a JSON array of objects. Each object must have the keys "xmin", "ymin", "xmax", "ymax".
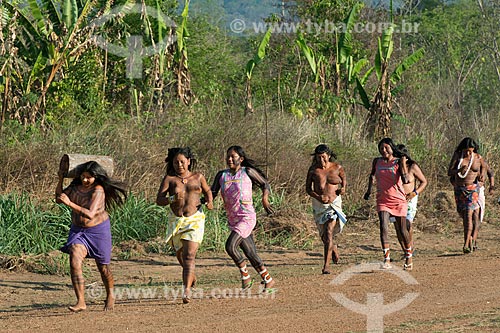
[
  {"xmin": 378, "ymin": 212, "xmax": 392, "ymax": 267},
  {"xmin": 68, "ymin": 244, "xmax": 87, "ymax": 312},
  {"xmin": 471, "ymin": 209, "xmax": 480, "ymax": 249},
  {"xmin": 395, "ymin": 216, "xmax": 413, "ymax": 268},
  {"xmin": 462, "ymin": 210, "xmax": 474, "ymax": 252},
  {"xmin": 181, "ymin": 240, "xmax": 199, "ymax": 303},
  {"xmin": 97, "ymin": 262, "xmax": 115, "ymax": 311},
  {"xmin": 321, "ymin": 219, "xmax": 337, "ymax": 273}
]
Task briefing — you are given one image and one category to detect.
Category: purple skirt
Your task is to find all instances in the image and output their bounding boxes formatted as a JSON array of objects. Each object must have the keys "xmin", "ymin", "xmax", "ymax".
[{"xmin": 60, "ymin": 219, "xmax": 112, "ymax": 264}]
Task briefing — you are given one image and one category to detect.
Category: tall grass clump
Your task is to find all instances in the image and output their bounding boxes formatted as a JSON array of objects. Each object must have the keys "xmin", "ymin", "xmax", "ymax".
[
  {"xmin": 110, "ymin": 194, "xmax": 167, "ymax": 244},
  {"xmin": 0, "ymin": 193, "xmax": 69, "ymax": 256}
]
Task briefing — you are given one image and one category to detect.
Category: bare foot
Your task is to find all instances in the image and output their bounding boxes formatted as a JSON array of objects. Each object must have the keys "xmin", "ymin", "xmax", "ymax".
[
  {"xmin": 103, "ymin": 296, "xmax": 115, "ymax": 311},
  {"xmin": 182, "ymin": 288, "xmax": 191, "ymax": 304},
  {"xmin": 68, "ymin": 302, "xmax": 87, "ymax": 312}
]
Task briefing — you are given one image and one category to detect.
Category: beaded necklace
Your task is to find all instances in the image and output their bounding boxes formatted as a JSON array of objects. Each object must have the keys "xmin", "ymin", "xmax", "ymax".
[
  {"xmin": 175, "ymin": 172, "xmax": 193, "ymax": 184},
  {"xmin": 457, "ymin": 152, "xmax": 474, "ymax": 179}
]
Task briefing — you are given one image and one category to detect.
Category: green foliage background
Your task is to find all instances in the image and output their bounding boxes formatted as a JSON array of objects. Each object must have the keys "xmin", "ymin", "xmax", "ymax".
[{"xmin": 0, "ymin": 0, "xmax": 499, "ymax": 264}]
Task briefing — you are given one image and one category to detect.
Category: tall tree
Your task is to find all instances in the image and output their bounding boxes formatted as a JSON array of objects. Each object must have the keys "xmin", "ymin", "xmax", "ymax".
[{"xmin": 1, "ymin": 0, "xmax": 103, "ymax": 125}]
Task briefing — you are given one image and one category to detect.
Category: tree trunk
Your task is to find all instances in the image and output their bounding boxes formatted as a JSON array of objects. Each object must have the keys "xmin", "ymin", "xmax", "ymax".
[
  {"xmin": 367, "ymin": 62, "xmax": 392, "ymax": 140},
  {"xmin": 59, "ymin": 154, "xmax": 114, "ymax": 178},
  {"xmin": 177, "ymin": 51, "xmax": 193, "ymax": 105},
  {"xmin": 245, "ymin": 79, "xmax": 254, "ymax": 115}
]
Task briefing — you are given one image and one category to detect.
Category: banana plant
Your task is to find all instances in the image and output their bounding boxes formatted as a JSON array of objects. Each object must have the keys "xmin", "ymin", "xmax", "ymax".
[
  {"xmin": 295, "ymin": 33, "xmax": 323, "ymax": 84},
  {"xmin": 294, "ymin": 33, "xmax": 325, "ymax": 115},
  {"xmin": 335, "ymin": 3, "xmax": 363, "ymax": 95},
  {"xmin": 175, "ymin": 0, "xmax": 192, "ymax": 105},
  {"xmin": 244, "ymin": 27, "xmax": 272, "ymax": 114},
  {"xmin": 295, "ymin": 3, "xmax": 366, "ymax": 116},
  {"xmin": 2, "ymin": 0, "xmax": 104, "ymax": 124},
  {"xmin": 356, "ymin": 23, "xmax": 425, "ymax": 139}
]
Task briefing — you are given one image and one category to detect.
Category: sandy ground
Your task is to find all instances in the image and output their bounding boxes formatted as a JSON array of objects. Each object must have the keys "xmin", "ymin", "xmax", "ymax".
[{"xmin": 1, "ymin": 217, "xmax": 500, "ymax": 332}]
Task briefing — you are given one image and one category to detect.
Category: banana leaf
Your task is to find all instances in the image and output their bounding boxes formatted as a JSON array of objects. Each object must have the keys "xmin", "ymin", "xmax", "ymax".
[{"xmin": 390, "ymin": 48, "xmax": 425, "ymax": 84}]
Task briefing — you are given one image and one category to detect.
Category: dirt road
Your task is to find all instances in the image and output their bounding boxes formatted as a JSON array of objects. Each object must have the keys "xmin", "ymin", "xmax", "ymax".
[{"xmin": 1, "ymin": 220, "xmax": 500, "ymax": 332}]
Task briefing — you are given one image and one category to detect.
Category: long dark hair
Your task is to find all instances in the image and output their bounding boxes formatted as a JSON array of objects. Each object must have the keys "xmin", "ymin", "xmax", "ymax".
[
  {"xmin": 70, "ymin": 161, "xmax": 127, "ymax": 208},
  {"xmin": 454, "ymin": 137, "xmax": 479, "ymax": 154},
  {"xmin": 165, "ymin": 147, "xmax": 197, "ymax": 176},
  {"xmin": 227, "ymin": 145, "xmax": 267, "ymax": 179},
  {"xmin": 397, "ymin": 144, "xmax": 416, "ymax": 167},
  {"xmin": 311, "ymin": 144, "xmax": 337, "ymax": 164},
  {"xmin": 378, "ymin": 138, "xmax": 403, "ymax": 158}
]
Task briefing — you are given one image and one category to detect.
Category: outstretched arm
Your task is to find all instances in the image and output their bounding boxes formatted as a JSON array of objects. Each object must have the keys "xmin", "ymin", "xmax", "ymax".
[
  {"xmin": 210, "ymin": 171, "xmax": 223, "ymax": 200},
  {"xmin": 246, "ymin": 167, "xmax": 274, "ymax": 215},
  {"xmin": 364, "ymin": 158, "xmax": 377, "ymax": 200}
]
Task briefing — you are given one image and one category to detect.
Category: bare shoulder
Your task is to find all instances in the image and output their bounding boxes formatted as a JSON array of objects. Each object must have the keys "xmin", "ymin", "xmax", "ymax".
[
  {"xmin": 327, "ymin": 162, "xmax": 342, "ymax": 172},
  {"xmin": 474, "ymin": 153, "xmax": 483, "ymax": 165},
  {"xmin": 307, "ymin": 164, "xmax": 317, "ymax": 174},
  {"xmin": 409, "ymin": 162, "xmax": 423, "ymax": 174},
  {"xmin": 163, "ymin": 174, "xmax": 175, "ymax": 182},
  {"xmin": 331, "ymin": 161, "xmax": 342, "ymax": 169},
  {"xmin": 193, "ymin": 172, "xmax": 206, "ymax": 181}
]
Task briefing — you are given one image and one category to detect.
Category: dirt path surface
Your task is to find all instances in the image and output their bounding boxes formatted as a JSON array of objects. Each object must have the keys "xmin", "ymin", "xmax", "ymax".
[{"xmin": 1, "ymin": 220, "xmax": 500, "ymax": 332}]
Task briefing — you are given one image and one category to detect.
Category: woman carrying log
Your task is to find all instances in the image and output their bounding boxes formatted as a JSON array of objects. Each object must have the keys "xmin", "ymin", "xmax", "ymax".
[{"xmin": 56, "ymin": 160, "xmax": 127, "ymax": 312}]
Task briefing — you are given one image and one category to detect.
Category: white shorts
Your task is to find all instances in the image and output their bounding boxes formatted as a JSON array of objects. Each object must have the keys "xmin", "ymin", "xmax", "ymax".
[{"xmin": 390, "ymin": 195, "xmax": 418, "ymax": 223}]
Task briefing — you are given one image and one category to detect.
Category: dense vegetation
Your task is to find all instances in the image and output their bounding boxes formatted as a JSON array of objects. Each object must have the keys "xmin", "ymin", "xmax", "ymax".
[{"xmin": 0, "ymin": 0, "xmax": 499, "ymax": 265}]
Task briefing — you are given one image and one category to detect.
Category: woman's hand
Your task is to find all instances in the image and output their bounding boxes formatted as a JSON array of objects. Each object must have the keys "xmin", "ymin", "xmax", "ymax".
[
  {"xmin": 406, "ymin": 191, "xmax": 417, "ymax": 201},
  {"xmin": 262, "ymin": 198, "xmax": 274, "ymax": 215},
  {"xmin": 319, "ymin": 194, "xmax": 331, "ymax": 204},
  {"xmin": 58, "ymin": 193, "xmax": 71, "ymax": 206}
]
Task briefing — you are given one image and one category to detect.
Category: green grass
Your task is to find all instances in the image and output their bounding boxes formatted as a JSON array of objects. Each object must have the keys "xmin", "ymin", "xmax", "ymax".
[
  {"xmin": 110, "ymin": 194, "xmax": 167, "ymax": 243},
  {"xmin": 0, "ymin": 190, "xmax": 309, "ymax": 271},
  {"xmin": 0, "ymin": 193, "xmax": 69, "ymax": 256}
]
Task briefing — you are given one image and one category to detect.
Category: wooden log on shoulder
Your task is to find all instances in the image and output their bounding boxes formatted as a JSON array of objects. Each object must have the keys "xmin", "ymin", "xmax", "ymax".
[{"xmin": 59, "ymin": 154, "xmax": 114, "ymax": 178}]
